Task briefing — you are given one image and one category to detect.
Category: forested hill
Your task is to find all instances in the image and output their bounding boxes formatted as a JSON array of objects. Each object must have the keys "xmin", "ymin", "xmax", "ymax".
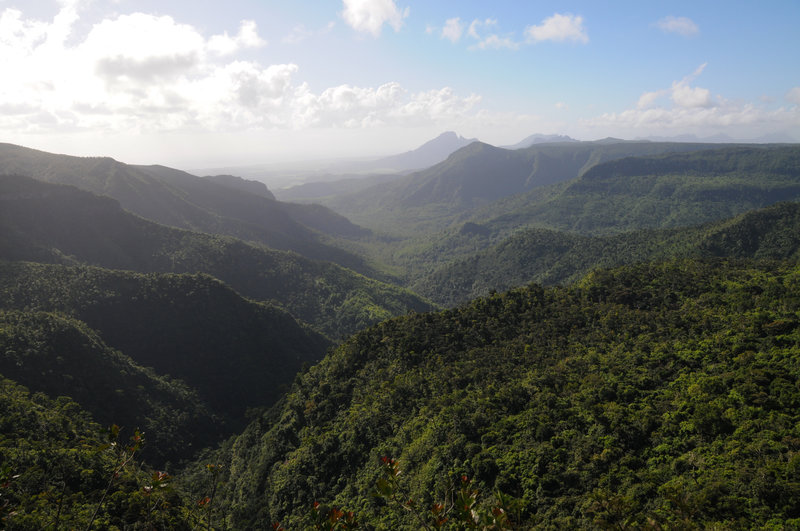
[
  {"xmin": 0, "ymin": 376, "xmax": 200, "ymax": 528},
  {"xmin": 0, "ymin": 261, "xmax": 329, "ymax": 421},
  {"xmin": 0, "ymin": 174, "xmax": 435, "ymax": 338},
  {"xmin": 202, "ymin": 259, "xmax": 800, "ymax": 529},
  {"xmin": 0, "ymin": 309, "xmax": 219, "ymax": 465},
  {"xmin": 294, "ymin": 140, "xmax": 761, "ymax": 232},
  {"xmin": 474, "ymin": 144, "xmax": 800, "ymax": 236},
  {"xmin": 0, "ymin": 142, "xmax": 373, "ymax": 275},
  {"xmin": 414, "ymin": 201, "xmax": 800, "ymax": 306},
  {"xmin": 380, "ymin": 145, "xmax": 800, "ymax": 284}
]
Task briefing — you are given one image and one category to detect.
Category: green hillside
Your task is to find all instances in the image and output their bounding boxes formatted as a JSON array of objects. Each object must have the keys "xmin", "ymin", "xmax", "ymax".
[
  {"xmin": 302, "ymin": 140, "xmax": 755, "ymax": 234},
  {"xmin": 0, "ymin": 309, "xmax": 218, "ymax": 464},
  {"xmin": 375, "ymin": 145, "xmax": 800, "ymax": 283},
  {"xmin": 0, "ymin": 262, "xmax": 330, "ymax": 433},
  {"xmin": 201, "ymin": 259, "xmax": 800, "ymax": 529},
  {"xmin": 0, "ymin": 143, "xmax": 375, "ymax": 276},
  {"xmin": 476, "ymin": 145, "xmax": 800, "ymax": 236},
  {"xmin": 0, "ymin": 174, "xmax": 435, "ymax": 338},
  {"xmin": 0, "ymin": 375, "xmax": 200, "ymax": 528},
  {"xmin": 414, "ymin": 201, "xmax": 800, "ymax": 306}
]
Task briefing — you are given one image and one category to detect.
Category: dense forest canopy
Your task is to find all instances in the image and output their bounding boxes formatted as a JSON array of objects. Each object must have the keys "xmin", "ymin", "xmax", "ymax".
[{"xmin": 199, "ymin": 259, "xmax": 800, "ymax": 529}]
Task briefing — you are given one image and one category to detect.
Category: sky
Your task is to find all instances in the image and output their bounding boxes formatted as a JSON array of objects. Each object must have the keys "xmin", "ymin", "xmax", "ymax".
[{"xmin": 1, "ymin": 0, "xmax": 799, "ymax": 168}]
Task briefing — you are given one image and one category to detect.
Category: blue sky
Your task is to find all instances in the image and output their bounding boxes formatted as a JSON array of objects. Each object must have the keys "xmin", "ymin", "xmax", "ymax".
[{"xmin": 1, "ymin": 0, "xmax": 798, "ymax": 167}]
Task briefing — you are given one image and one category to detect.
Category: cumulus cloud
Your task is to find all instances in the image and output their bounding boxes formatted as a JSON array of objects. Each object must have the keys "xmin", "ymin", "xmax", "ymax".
[
  {"xmin": 636, "ymin": 64, "xmax": 712, "ymax": 111},
  {"xmin": 584, "ymin": 64, "xmax": 800, "ymax": 138},
  {"xmin": 656, "ymin": 16, "xmax": 699, "ymax": 37},
  {"xmin": 441, "ymin": 17, "xmax": 463, "ymax": 43},
  {"xmin": 0, "ymin": 4, "xmax": 480, "ymax": 136},
  {"xmin": 208, "ymin": 20, "xmax": 266, "ymax": 55},
  {"xmin": 637, "ymin": 90, "xmax": 664, "ymax": 110},
  {"xmin": 671, "ymin": 63, "xmax": 713, "ymax": 108},
  {"xmin": 525, "ymin": 13, "xmax": 588, "ymax": 44},
  {"xmin": 340, "ymin": 0, "xmax": 408, "ymax": 37}
]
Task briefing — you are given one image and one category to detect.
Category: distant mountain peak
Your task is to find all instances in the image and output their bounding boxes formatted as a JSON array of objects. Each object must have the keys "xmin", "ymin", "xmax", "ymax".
[
  {"xmin": 371, "ymin": 131, "xmax": 478, "ymax": 171},
  {"xmin": 503, "ymin": 133, "xmax": 578, "ymax": 150}
]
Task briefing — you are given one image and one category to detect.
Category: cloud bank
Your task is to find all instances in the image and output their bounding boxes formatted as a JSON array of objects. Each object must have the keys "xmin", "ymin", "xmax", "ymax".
[
  {"xmin": 586, "ymin": 64, "xmax": 799, "ymax": 138},
  {"xmin": 0, "ymin": 4, "xmax": 477, "ymax": 137}
]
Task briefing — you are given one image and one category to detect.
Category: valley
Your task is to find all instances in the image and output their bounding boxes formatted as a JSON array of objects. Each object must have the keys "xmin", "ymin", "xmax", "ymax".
[{"xmin": 1, "ymin": 137, "xmax": 799, "ymax": 528}]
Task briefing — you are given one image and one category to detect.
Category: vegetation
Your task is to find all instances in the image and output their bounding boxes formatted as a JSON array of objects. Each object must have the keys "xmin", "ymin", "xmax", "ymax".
[
  {"xmin": 0, "ymin": 309, "xmax": 218, "ymax": 465},
  {"xmin": 0, "ymin": 262, "xmax": 330, "ymax": 458},
  {"xmin": 200, "ymin": 259, "xmax": 800, "ymax": 529},
  {"xmin": 308, "ymin": 144, "xmax": 800, "ymax": 285},
  {"xmin": 0, "ymin": 142, "xmax": 374, "ymax": 275},
  {"xmin": 414, "ymin": 201, "xmax": 800, "ymax": 306},
  {"xmin": 0, "ymin": 376, "xmax": 200, "ymax": 529},
  {"xmin": 0, "ymin": 174, "xmax": 435, "ymax": 338},
  {"xmin": 290, "ymin": 140, "xmax": 741, "ymax": 234}
]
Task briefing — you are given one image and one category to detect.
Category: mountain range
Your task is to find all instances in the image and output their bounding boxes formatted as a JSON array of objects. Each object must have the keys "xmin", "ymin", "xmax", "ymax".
[
  {"xmin": 0, "ymin": 143, "xmax": 375, "ymax": 276},
  {"xmin": 1, "ymin": 136, "xmax": 800, "ymax": 528}
]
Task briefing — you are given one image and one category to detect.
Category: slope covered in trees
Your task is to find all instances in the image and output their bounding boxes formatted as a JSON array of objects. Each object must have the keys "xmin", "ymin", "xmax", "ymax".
[
  {"xmin": 473, "ymin": 145, "xmax": 800, "ymax": 236},
  {"xmin": 0, "ymin": 309, "xmax": 219, "ymax": 465},
  {"xmin": 292, "ymin": 140, "xmax": 756, "ymax": 233},
  {"xmin": 414, "ymin": 201, "xmax": 800, "ymax": 305},
  {"xmin": 0, "ymin": 174, "xmax": 435, "ymax": 338},
  {"xmin": 0, "ymin": 143, "xmax": 374, "ymax": 275},
  {"xmin": 297, "ymin": 144, "xmax": 800, "ymax": 282},
  {"xmin": 0, "ymin": 375, "xmax": 226, "ymax": 528},
  {"xmin": 0, "ymin": 262, "xmax": 330, "ymax": 439},
  {"xmin": 203, "ymin": 259, "xmax": 800, "ymax": 529}
]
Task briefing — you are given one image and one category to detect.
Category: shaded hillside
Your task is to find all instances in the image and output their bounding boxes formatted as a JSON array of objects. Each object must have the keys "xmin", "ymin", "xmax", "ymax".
[
  {"xmin": 0, "ymin": 174, "xmax": 434, "ymax": 338},
  {"xmin": 202, "ymin": 259, "xmax": 800, "ymax": 529},
  {"xmin": 414, "ymin": 201, "xmax": 800, "ymax": 306},
  {"xmin": 0, "ymin": 262, "xmax": 330, "ymax": 439},
  {"xmin": 0, "ymin": 143, "xmax": 374, "ymax": 275},
  {"xmin": 0, "ymin": 309, "xmax": 218, "ymax": 464}
]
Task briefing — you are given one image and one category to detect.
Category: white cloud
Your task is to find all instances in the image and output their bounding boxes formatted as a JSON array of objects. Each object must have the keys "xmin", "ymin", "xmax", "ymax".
[
  {"xmin": 340, "ymin": 0, "xmax": 408, "ymax": 37},
  {"xmin": 637, "ymin": 90, "xmax": 664, "ymax": 109},
  {"xmin": 441, "ymin": 17, "xmax": 463, "ymax": 43},
  {"xmin": 471, "ymin": 34, "xmax": 519, "ymax": 51},
  {"xmin": 0, "ymin": 4, "xmax": 481, "ymax": 137},
  {"xmin": 786, "ymin": 87, "xmax": 800, "ymax": 105},
  {"xmin": 525, "ymin": 13, "xmax": 588, "ymax": 44},
  {"xmin": 555, "ymin": 102, "xmax": 568, "ymax": 110},
  {"xmin": 671, "ymin": 83, "xmax": 712, "ymax": 108},
  {"xmin": 583, "ymin": 65, "xmax": 800, "ymax": 139},
  {"xmin": 208, "ymin": 20, "xmax": 266, "ymax": 55},
  {"xmin": 656, "ymin": 16, "xmax": 699, "ymax": 37},
  {"xmin": 670, "ymin": 63, "xmax": 712, "ymax": 108},
  {"xmin": 464, "ymin": 18, "xmax": 518, "ymax": 50},
  {"xmin": 636, "ymin": 64, "xmax": 712, "ymax": 111}
]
